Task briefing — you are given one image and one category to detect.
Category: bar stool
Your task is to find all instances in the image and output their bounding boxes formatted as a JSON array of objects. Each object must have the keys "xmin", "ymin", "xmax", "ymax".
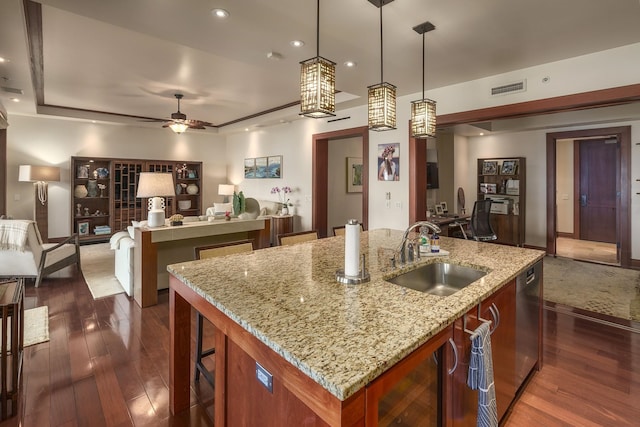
[{"xmin": 193, "ymin": 239, "xmax": 254, "ymax": 386}]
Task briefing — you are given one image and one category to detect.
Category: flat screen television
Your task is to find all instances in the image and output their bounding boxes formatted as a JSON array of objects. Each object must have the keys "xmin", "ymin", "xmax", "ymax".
[{"xmin": 426, "ymin": 162, "xmax": 439, "ymax": 189}]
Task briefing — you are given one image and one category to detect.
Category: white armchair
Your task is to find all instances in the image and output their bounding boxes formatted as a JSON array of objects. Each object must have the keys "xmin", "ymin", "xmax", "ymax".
[{"xmin": 0, "ymin": 220, "xmax": 81, "ymax": 287}]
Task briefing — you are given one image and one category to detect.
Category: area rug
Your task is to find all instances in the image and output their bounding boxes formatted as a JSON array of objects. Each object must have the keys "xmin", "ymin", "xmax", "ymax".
[
  {"xmin": 24, "ymin": 306, "xmax": 49, "ymax": 347},
  {"xmin": 543, "ymin": 256, "xmax": 640, "ymax": 321},
  {"xmin": 80, "ymin": 243, "xmax": 124, "ymax": 299}
]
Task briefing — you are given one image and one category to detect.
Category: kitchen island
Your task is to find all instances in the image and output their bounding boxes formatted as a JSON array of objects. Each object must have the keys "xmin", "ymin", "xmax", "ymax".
[{"xmin": 167, "ymin": 229, "xmax": 545, "ymax": 426}]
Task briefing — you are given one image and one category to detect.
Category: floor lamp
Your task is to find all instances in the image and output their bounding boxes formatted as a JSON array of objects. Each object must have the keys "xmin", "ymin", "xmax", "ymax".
[{"xmin": 19, "ymin": 165, "xmax": 61, "ymax": 242}]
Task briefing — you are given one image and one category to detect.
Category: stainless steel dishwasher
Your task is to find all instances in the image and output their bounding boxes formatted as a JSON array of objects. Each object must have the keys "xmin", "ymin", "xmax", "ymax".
[{"xmin": 515, "ymin": 260, "xmax": 542, "ymax": 391}]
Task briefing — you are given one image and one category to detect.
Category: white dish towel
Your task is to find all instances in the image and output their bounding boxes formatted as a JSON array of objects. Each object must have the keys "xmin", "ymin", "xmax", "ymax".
[{"xmin": 467, "ymin": 321, "xmax": 498, "ymax": 427}]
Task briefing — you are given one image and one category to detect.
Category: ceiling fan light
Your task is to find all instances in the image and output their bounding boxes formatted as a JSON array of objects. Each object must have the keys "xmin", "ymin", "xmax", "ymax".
[
  {"xmin": 300, "ymin": 56, "xmax": 336, "ymax": 118},
  {"xmin": 169, "ymin": 122, "xmax": 189, "ymax": 134},
  {"xmin": 411, "ymin": 98, "xmax": 437, "ymax": 138},
  {"xmin": 368, "ymin": 82, "xmax": 396, "ymax": 131}
]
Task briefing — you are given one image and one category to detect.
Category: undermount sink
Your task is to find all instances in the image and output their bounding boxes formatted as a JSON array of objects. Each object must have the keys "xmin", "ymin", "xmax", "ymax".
[{"xmin": 386, "ymin": 262, "xmax": 487, "ymax": 297}]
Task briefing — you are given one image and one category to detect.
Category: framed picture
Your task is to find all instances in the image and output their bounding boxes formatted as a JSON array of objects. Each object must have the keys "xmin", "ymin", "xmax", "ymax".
[
  {"xmin": 268, "ymin": 156, "xmax": 282, "ymax": 178},
  {"xmin": 482, "ymin": 160, "xmax": 498, "ymax": 175},
  {"xmin": 244, "ymin": 158, "xmax": 255, "ymax": 179},
  {"xmin": 255, "ymin": 157, "xmax": 268, "ymax": 178},
  {"xmin": 346, "ymin": 157, "xmax": 363, "ymax": 193},
  {"xmin": 500, "ymin": 160, "xmax": 517, "ymax": 175},
  {"xmin": 435, "ymin": 205, "xmax": 444, "ymax": 216},
  {"xmin": 78, "ymin": 221, "xmax": 89, "ymax": 236},
  {"xmin": 378, "ymin": 143, "xmax": 400, "ymax": 181},
  {"xmin": 440, "ymin": 202, "xmax": 448, "ymax": 213},
  {"xmin": 77, "ymin": 165, "xmax": 89, "ymax": 179}
]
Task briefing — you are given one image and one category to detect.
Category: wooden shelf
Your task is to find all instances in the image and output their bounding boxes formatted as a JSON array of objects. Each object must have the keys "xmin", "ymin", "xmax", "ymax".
[
  {"xmin": 71, "ymin": 157, "xmax": 203, "ymax": 241},
  {"xmin": 477, "ymin": 157, "xmax": 526, "ymax": 246}
]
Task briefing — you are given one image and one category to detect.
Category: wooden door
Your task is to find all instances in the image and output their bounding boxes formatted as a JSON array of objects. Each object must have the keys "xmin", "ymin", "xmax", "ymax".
[{"xmin": 578, "ymin": 139, "xmax": 617, "ymax": 243}]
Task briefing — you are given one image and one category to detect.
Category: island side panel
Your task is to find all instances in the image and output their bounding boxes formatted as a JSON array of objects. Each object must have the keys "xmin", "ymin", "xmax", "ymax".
[
  {"xmin": 134, "ymin": 227, "xmax": 158, "ymax": 307},
  {"xmin": 169, "ymin": 286, "xmax": 191, "ymax": 414},
  {"xmin": 168, "ymin": 273, "xmax": 365, "ymax": 426}
]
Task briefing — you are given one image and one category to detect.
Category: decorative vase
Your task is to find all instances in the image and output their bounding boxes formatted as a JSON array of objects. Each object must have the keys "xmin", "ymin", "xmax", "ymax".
[
  {"xmin": 74, "ymin": 184, "xmax": 88, "ymax": 198},
  {"xmin": 186, "ymin": 183, "xmax": 199, "ymax": 195},
  {"xmin": 176, "ymin": 184, "xmax": 183, "ymax": 195},
  {"xmin": 87, "ymin": 180, "xmax": 98, "ymax": 197},
  {"xmin": 281, "ymin": 206, "xmax": 289, "ymax": 215}
]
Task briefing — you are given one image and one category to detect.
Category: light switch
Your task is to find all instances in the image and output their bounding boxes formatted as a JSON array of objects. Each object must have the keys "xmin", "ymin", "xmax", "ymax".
[
  {"xmin": 561, "ymin": 194, "xmax": 569, "ymax": 200},
  {"xmin": 395, "ymin": 201, "xmax": 402, "ymax": 209},
  {"xmin": 385, "ymin": 200, "xmax": 391, "ymax": 208}
]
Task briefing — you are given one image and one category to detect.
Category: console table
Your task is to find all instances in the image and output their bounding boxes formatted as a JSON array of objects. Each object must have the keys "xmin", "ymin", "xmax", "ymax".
[{"xmin": 133, "ymin": 218, "xmax": 269, "ymax": 307}]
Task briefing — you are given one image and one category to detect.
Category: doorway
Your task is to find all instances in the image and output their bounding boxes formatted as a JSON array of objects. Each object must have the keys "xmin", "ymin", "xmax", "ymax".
[
  {"xmin": 312, "ymin": 126, "xmax": 369, "ymax": 238},
  {"xmin": 546, "ymin": 126, "xmax": 631, "ymax": 268}
]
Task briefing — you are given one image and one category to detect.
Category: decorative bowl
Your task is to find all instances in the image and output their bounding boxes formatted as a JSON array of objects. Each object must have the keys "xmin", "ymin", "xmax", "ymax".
[{"xmin": 178, "ymin": 200, "xmax": 191, "ymax": 210}]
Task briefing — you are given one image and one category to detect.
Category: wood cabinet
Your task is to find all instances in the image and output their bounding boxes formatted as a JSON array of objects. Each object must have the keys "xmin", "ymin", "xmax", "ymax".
[
  {"xmin": 477, "ymin": 157, "xmax": 526, "ymax": 246},
  {"xmin": 270, "ymin": 214, "xmax": 294, "ymax": 246},
  {"xmin": 0, "ymin": 279, "xmax": 24, "ymax": 420},
  {"xmin": 71, "ymin": 157, "xmax": 112, "ymax": 243},
  {"xmin": 366, "ymin": 326, "xmax": 452, "ymax": 426},
  {"xmin": 445, "ymin": 280, "xmax": 516, "ymax": 427},
  {"xmin": 71, "ymin": 157, "xmax": 203, "ymax": 242}
]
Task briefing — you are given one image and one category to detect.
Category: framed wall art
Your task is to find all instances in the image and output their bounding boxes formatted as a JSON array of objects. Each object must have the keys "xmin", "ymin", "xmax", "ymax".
[
  {"xmin": 346, "ymin": 157, "xmax": 363, "ymax": 193},
  {"xmin": 377, "ymin": 143, "xmax": 400, "ymax": 181},
  {"xmin": 244, "ymin": 158, "xmax": 255, "ymax": 179},
  {"xmin": 268, "ymin": 156, "xmax": 282, "ymax": 178},
  {"xmin": 244, "ymin": 155, "xmax": 283, "ymax": 179},
  {"xmin": 255, "ymin": 157, "xmax": 268, "ymax": 178}
]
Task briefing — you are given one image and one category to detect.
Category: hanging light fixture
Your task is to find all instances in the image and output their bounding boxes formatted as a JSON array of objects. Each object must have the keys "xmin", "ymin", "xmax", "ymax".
[
  {"xmin": 300, "ymin": 0, "xmax": 336, "ymax": 118},
  {"xmin": 410, "ymin": 21, "xmax": 437, "ymax": 138},
  {"xmin": 368, "ymin": 0, "xmax": 396, "ymax": 131}
]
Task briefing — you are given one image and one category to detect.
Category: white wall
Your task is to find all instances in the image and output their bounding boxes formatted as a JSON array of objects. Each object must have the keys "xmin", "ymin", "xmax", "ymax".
[
  {"xmin": 328, "ymin": 137, "xmax": 362, "ymax": 232},
  {"xmin": 6, "ymin": 115, "xmax": 227, "ymax": 238},
  {"xmin": 556, "ymin": 139, "xmax": 574, "ymax": 234}
]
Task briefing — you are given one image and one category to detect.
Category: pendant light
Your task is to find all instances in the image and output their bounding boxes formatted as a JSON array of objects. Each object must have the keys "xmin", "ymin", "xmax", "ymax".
[
  {"xmin": 410, "ymin": 21, "xmax": 437, "ymax": 138},
  {"xmin": 300, "ymin": 0, "xmax": 336, "ymax": 118},
  {"xmin": 368, "ymin": 0, "xmax": 396, "ymax": 131}
]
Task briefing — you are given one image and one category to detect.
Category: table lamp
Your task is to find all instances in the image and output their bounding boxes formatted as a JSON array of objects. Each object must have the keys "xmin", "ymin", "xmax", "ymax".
[
  {"xmin": 136, "ymin": 172, "xmax": 176, "ymax": 227},
  {"xmin": 18, "ymin": 165, "xmax": 61, "ymax": 242},
  {"xmin": 218, "ymin": 184, "xmax": 235, "ymax": 202}
]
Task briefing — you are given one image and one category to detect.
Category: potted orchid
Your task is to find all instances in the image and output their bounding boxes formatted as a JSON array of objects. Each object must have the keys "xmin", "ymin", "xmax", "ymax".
[{"xmin": 271, "ymin": 186, "xmax": 293, "ymax": 215}]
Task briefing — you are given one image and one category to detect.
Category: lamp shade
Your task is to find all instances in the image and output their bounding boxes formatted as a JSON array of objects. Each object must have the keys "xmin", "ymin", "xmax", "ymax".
[
  {"xmin": 410, "ymin": 98, "xmax": 437, "ymax": 138},
  {"xmin": 136, "ymin": 173, "xmax": 176, "ymax": 198},
  {"xmin": 218, "ymin": 184, "xmax": 235, "ymax": 196},
  {"xmin": 18, "ymin": 165, "xmax": 60, "ymax": 182}
]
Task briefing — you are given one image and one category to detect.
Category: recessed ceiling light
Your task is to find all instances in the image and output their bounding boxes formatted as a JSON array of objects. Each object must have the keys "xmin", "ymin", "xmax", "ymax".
[
  {"xmin": 290, "ymin": 40, "xmax": 305, "ymax": 48},
  {"xmin": 10, "ymin": 97, "xmax": 19, "ymax": 103},
  {"xmin": 0, "ymin": 57, "xmax": 7, "ymax": 63},
  {"xmin": 343, "ymin": 61, "xmax": 357, "ymax": 68},
  {"xmin": 479, "ymin": 132, "xmax": 484, "ymax": 136},
  {"xmin": 211, "ymin": 8, "xmax": 229, "ymax": 18}
]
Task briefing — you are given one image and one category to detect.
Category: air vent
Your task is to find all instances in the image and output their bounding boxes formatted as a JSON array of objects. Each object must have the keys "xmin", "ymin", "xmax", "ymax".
[
  {"xmin": 491, "ymin": 80, "xmax": 526, "ymax": 96},
  {"xmin": 1, "ymin": 86, "xmax": 23, "ymax": 95}
]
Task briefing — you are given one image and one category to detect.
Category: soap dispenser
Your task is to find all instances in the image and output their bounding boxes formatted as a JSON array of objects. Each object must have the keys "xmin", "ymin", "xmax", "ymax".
[{"xmin": 419, "ymin": 226, "xmax": 431, "ymax": 255}]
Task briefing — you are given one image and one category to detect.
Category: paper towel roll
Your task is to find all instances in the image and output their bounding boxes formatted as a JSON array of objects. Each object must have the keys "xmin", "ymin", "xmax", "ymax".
[{"xmin": 344, "ymin": 219, "xmax": 360, "ymax": 277}]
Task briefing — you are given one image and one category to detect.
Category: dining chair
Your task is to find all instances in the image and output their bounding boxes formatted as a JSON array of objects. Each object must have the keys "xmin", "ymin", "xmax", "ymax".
[
  {"xmin": 332, "ymin": 223, "xmax": 364, "ymax": 236},
  {"xmin": 193, "ymin": 239, "xmax": 254, "ymax": 387},
  {"xmin": 277, "ymin": 230, "xmax": 318, "ymax": 246}
]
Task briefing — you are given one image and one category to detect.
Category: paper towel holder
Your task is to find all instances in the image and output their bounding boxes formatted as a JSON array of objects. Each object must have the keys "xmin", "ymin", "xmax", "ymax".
[{"xmin": 336, "ymin": 254, "xmax": 370, "ymax": 284}]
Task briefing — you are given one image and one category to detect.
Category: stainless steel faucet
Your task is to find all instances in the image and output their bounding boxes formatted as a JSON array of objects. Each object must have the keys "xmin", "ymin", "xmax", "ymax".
[{"xmin": 398, "ymin": 221, "xmax": 442, "ymax": 265}]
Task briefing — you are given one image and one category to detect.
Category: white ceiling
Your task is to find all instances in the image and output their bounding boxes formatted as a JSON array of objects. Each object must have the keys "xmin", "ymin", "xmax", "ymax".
[{"xmin": 2, "ymin": 0, "xmax": 640, "ymax": 132}]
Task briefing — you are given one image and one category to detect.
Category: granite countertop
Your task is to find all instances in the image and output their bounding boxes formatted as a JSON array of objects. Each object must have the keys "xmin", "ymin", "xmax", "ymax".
[{"xmin": 167, "ymin": 229, "xmax": 545, "ymax": 401}]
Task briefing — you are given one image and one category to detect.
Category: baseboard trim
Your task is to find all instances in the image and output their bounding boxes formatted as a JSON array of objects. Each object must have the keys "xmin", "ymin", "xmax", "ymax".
[{"xmin": 556, "ymin": 232, "xmax": 574, "ymax": 238}]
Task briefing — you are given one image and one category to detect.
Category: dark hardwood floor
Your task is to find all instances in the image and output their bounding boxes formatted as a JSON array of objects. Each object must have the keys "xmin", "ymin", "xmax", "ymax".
[{"xmin": 4, "ymin": 265, "xmax": 639, "ymax": 426}]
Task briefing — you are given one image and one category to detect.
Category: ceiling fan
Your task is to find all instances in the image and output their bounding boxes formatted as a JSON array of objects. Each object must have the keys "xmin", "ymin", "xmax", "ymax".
[{"xmin": 158, "ymin": 93, "xmax": 214, "ymax": 134}]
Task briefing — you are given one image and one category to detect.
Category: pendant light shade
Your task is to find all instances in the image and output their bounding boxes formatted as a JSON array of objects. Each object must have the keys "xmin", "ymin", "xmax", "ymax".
[
  {"xmin": 411, "ymin": 21, "xmax": 437, "ymax": 138},
  {"xmin": 300, "ymin": 0, "xmax": 336, "ymax": 118},
  {"xmin": 368, "ymin": 82, "xmax": 397, "ymax": 131},
  {"xmin": 368, "ymin": 0, "xmax": 396, "ymax": 131}
]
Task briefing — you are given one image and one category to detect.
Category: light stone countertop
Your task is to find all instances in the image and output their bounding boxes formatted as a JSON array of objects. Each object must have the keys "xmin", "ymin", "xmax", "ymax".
[{"xmin": 167, "ymin": 229, "xmax": 545, "ymax": 401}]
